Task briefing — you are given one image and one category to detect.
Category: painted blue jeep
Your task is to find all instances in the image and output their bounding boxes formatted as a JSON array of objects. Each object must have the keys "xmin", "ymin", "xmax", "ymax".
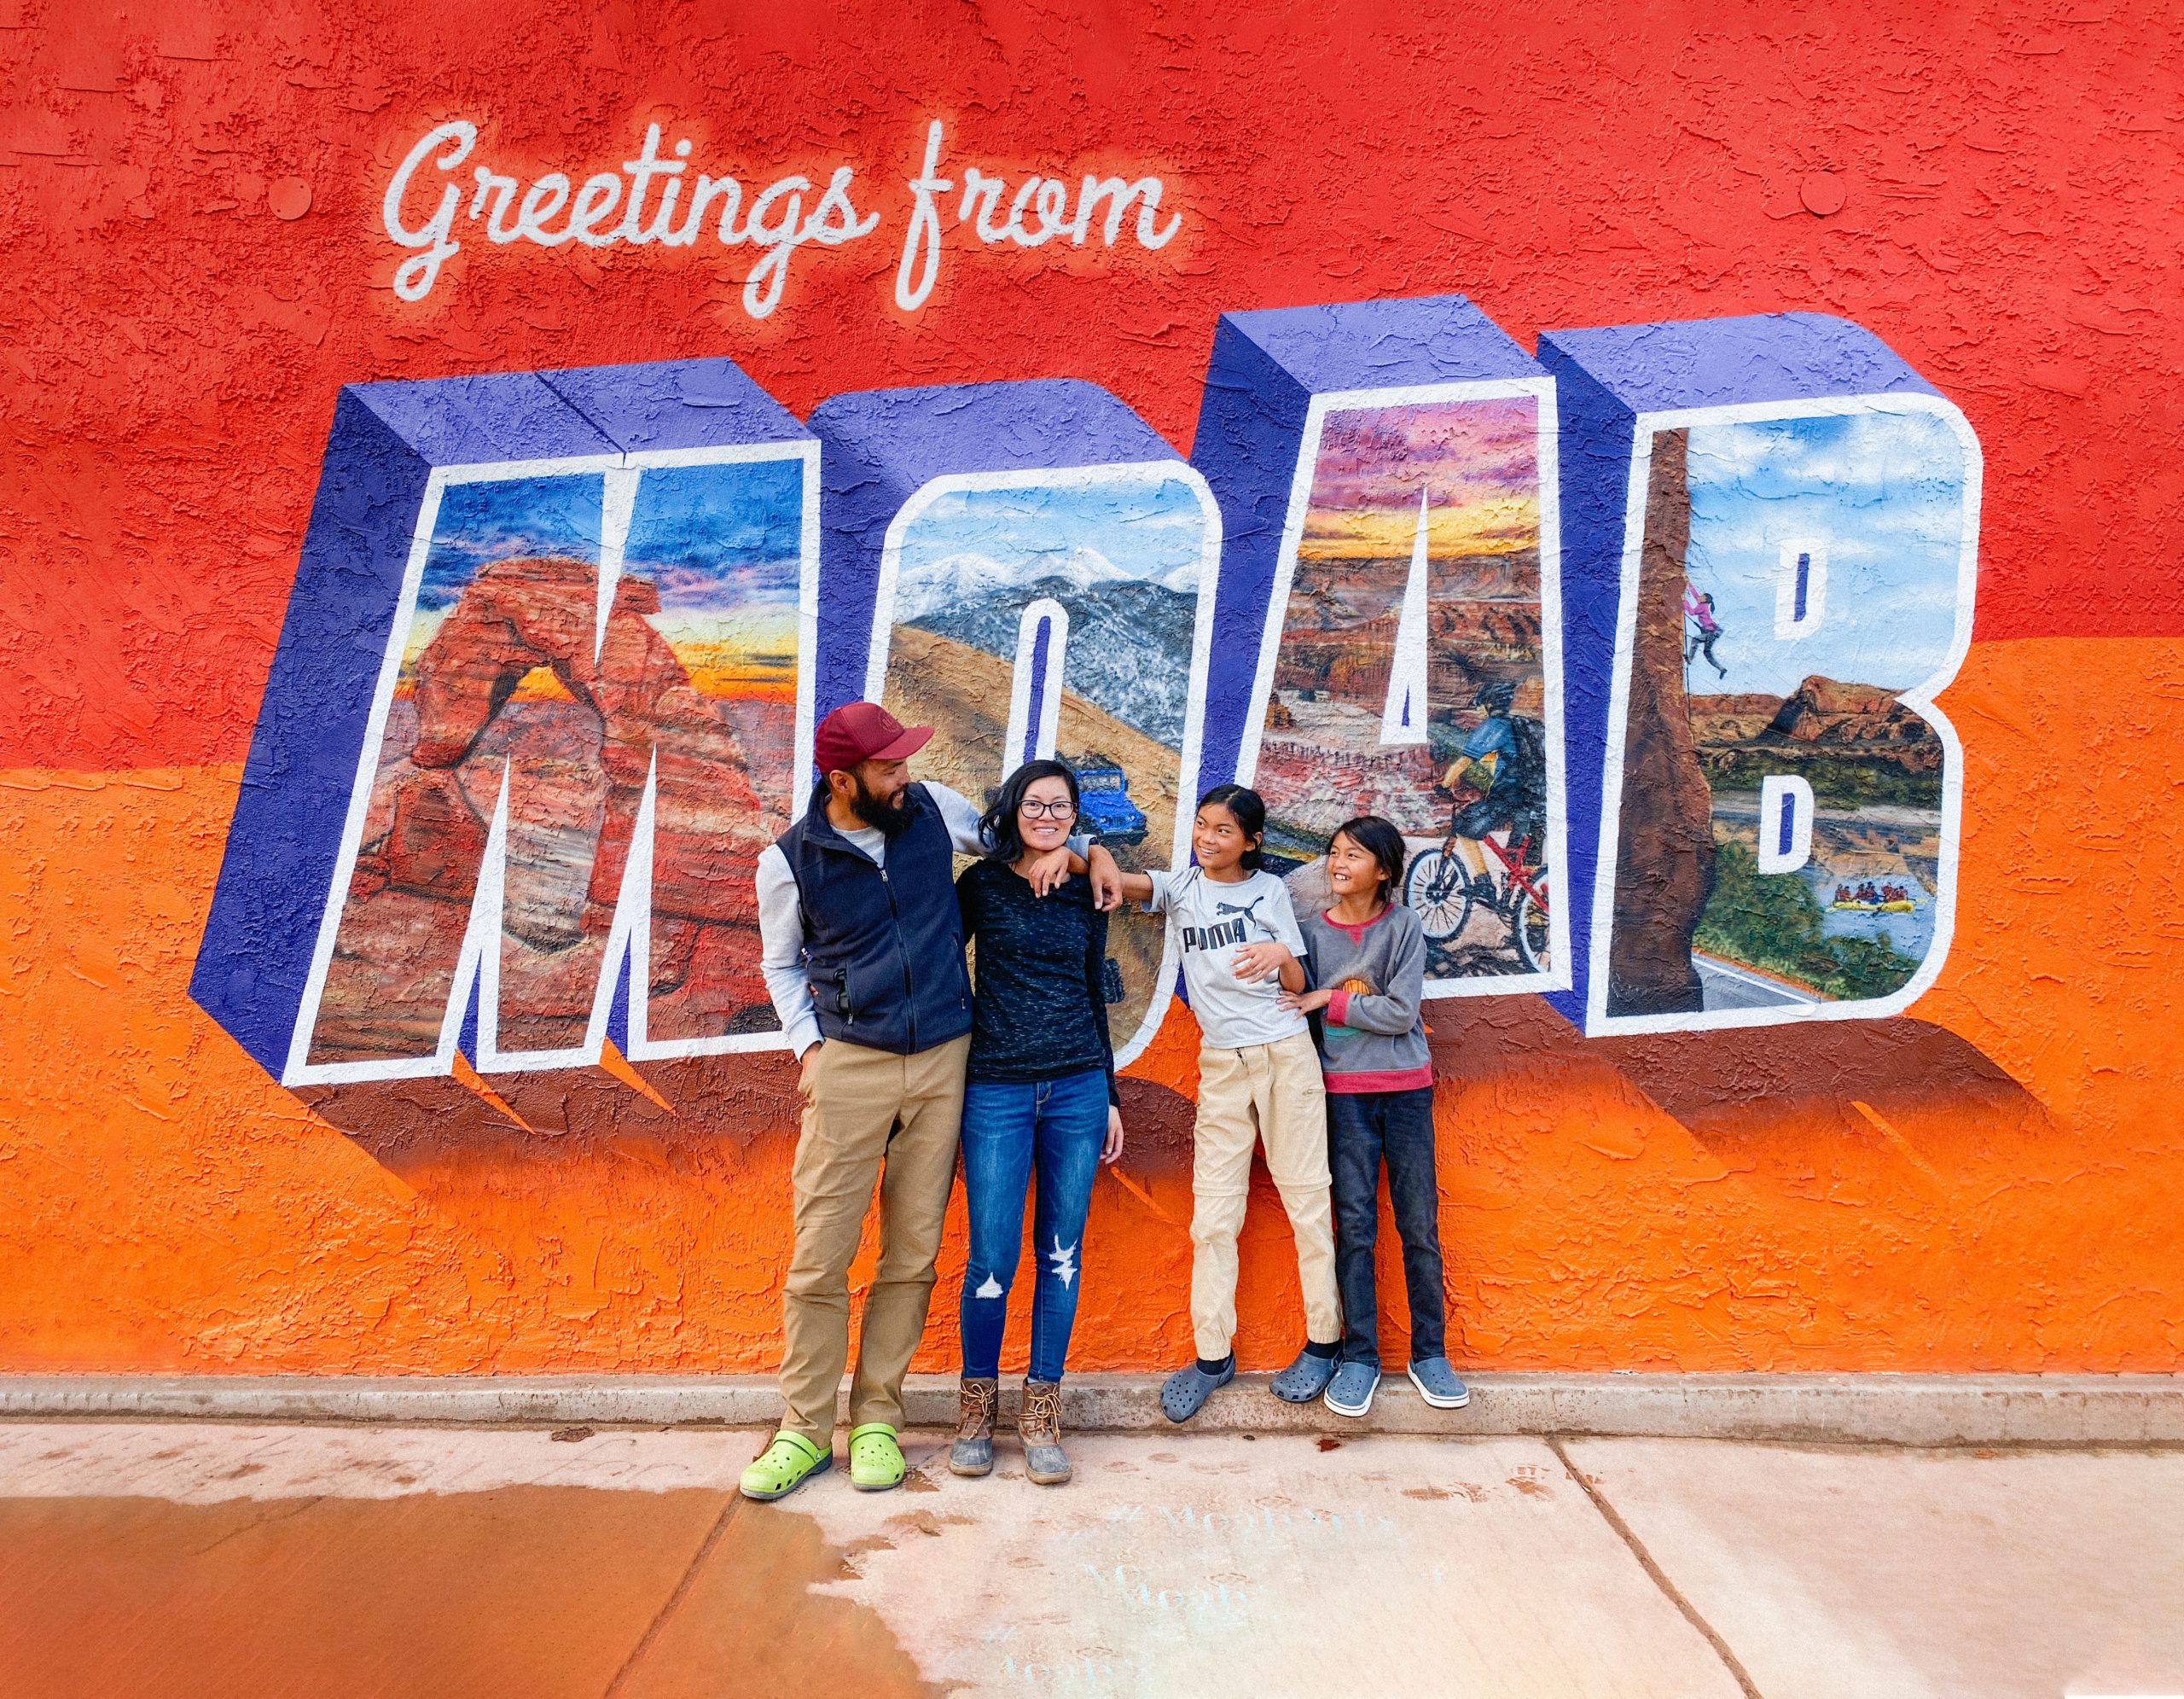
[{"xmin": 1071, "ymin": 759, "xmax": 1147, "ymax": 847}]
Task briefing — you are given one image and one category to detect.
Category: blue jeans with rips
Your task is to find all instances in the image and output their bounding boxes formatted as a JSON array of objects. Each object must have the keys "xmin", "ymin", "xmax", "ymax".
[{"xmin": 956, "ymin": 1066, "xmax": 1109, "ymax": 1383}]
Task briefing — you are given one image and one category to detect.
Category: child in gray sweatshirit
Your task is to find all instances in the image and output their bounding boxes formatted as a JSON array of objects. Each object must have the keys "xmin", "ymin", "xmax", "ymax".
[{"xmin": 1283, "ymin": 815, "xmax": 1470, "ymax": 1419}]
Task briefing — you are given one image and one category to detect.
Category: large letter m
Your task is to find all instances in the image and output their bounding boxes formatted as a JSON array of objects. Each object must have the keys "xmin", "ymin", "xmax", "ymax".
[{"xmin": 191, "ymin": 359, "xmax": 817, "ymax": 1085}]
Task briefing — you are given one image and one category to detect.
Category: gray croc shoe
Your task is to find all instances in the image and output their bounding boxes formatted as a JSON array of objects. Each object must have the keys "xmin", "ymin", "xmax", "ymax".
[
  {"xmin": 1270, "ymin": 1348, "xmax": 1339, "ymax": 1404},
  {"xmin": 1160, "ymin": 1359, "xmax": 1234, "ymax": 1423},
  {"xmin": 1322, "ymin": 1360, "xmax": 1380, "ymax": 1418},
  {"xmin": 1408, "ymin": 1357, "xmax": 1471, "ymax": 1409}
]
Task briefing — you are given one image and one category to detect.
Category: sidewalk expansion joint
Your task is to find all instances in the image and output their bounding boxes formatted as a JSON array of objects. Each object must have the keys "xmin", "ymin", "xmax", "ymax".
[
  {"xmin": 1547, "ymin": 1435, "xmax": 1765, "ymax": 1699},
  {"xmin": 601, "ymin": 1490, "xmax": 745, "ymax": 1696}
]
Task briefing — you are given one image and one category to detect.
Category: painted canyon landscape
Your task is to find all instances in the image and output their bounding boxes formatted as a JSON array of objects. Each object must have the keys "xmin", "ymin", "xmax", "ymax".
[{"xmin": 306, "ymin": 462, "xmax": 804, "ymax": 1066}]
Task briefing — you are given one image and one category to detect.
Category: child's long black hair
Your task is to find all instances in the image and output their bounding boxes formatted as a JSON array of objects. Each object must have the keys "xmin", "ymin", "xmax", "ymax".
[
  {"xmin": 1330, "ymin": 814, "xmax": 1407, "ymax": 901},
  {"xmin": 979, "ymin": 759, "xmax": 1081, "ymax": 864},
  {"xmin": 1196, "ymin": 783, "xmax": 1267, "ymax": 871}
]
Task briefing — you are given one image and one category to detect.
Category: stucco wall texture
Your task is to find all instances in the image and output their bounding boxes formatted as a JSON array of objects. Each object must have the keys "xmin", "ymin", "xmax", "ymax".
[{"xmin": 4, "ymin": 2, "xmax": 2181, "ymax": 1377}]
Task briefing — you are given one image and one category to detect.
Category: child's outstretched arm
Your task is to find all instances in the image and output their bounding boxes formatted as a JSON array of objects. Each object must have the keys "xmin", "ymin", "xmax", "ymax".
[
  {"xmin": 1113, "ymin": 869, "xmax": 1156, "ymax": 904},
  {"xmin": 1059, "ymin": 843, "xmax": 1127, "ymax": 908}
]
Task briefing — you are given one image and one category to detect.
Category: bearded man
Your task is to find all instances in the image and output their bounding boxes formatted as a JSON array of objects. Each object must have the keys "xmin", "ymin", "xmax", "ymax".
[{"xmin": 740, "ymin": 701, "xmax": 1120, "ymax": 1499}]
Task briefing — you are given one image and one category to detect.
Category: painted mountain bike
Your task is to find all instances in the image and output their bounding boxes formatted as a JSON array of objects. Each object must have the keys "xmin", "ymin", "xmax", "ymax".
[{"xmin": 1403, "ymin": 804, "xmax": 1551, "ymax": 974}]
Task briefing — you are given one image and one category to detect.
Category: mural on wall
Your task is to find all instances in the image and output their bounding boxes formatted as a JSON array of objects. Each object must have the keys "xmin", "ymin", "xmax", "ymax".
[
  {"xmin": 808, "ymin": 380, "xmax": 1219, "ymax": 1065},
  {"xmin": 301, "ymin": 456, "xmax": 809, "ymax": 1077},
  {"xmin": 1251, "ymin": 394, "xmax": 1559, "ymax": 982},
  {"xmin": 195, "ymin": 308, "xmax": 1978, "ymax": 1098},
  {"xmin": 873, "ymin": 468, "xmax": 1217, "ymax": 1055},
  {"xmin": 22, "ymin": 0, "xmax": 2176, "ymax": 1394}
]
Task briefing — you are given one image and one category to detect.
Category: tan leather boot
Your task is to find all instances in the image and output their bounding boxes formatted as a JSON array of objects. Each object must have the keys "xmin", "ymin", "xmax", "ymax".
[
  {"xmin": 1019, "ymin": 1378, "xmax": 1070, "ymax": 1485},
  {"xmin": 950, "ymin": 1376, "xmax": 997, "ymax": 1477}
]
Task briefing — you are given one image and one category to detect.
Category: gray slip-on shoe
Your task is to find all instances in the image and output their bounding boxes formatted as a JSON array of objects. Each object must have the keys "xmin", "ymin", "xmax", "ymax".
[
  {"xmin": 1159, "ymin": 1359, "xmax": 1234, "ymax": 1423},
  {"xmin": 1408, "ymin": 1356, "xmax": 1471, "ymax": 1409},
  {"xmin": 1270, "ymin": 1348, "xmax": 1339, "ymax": 1404},
  {"xmin": 1322, "ymin": 1360, "xmax": 1380, "ymax": 1417}
]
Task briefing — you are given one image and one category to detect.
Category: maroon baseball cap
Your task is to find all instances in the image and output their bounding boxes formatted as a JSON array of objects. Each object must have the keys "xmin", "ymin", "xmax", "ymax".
[{"xmin": 813, "ymin": 701, "xmax": 932, "ymax": 776}]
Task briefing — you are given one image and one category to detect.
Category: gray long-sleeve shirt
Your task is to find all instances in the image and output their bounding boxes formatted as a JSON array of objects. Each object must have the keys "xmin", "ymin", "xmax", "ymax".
[{"xmin": 1297, "ymin": 902, "xmax": 1434, "ymax": 1094}]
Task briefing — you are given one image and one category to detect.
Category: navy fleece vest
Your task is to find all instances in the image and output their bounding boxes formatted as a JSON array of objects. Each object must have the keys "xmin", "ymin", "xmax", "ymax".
[{"xmin": 776, "ymin": 783, "xmax": 972, "ymax": 1056}]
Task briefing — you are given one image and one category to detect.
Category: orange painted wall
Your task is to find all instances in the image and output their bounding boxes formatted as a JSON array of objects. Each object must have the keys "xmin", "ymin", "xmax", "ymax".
[
  {"xmin": 4, "ymin": 637, "xmax": 2179, "ymax": 1375},
  {"xmin": 5, "ymin": 2, "xmax": 2183, "ymax": 1376}
]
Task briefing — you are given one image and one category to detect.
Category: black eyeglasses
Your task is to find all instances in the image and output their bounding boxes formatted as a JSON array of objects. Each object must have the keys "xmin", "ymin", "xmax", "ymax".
[{"xmin": 1019, "ymin": 799, "xmax": 1078, "ymax": 819}]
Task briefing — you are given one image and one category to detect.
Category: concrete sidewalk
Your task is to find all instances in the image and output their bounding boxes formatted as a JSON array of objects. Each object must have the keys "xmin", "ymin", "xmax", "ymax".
[{"xmin": 0, "ymin": 1422, "xmax": 2177, "ymax": 1697}]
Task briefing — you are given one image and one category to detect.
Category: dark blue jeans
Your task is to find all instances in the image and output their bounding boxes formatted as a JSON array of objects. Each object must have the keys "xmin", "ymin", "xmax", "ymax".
[
  {"xmin": 957, "ymin": 1067, "xmax": 1108, "ymax": 1383},
  {"xmin": 1327, "ymin": 1087, "xmax": 1447, "ymax": 1367}
]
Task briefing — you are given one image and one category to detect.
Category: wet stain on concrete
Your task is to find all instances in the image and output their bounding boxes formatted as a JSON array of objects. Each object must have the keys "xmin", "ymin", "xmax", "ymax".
[
  {"xmin": 619, "ymin": 1497, "xmax": 940, "ymax": 1699},
  {"xmin": 0, "ymin": 1487, "xmax": 717, "ymax": 1698},
  {"xmin": 0, "ymin": 1487, "xmax": 937, "ymax": 1699}
]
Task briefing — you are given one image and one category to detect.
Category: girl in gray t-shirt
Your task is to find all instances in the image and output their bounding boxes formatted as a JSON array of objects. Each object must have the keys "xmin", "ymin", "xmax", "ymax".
[{"xmin": 1113, "ymin": 784, "xmax": 1344, "ymax": 1421}]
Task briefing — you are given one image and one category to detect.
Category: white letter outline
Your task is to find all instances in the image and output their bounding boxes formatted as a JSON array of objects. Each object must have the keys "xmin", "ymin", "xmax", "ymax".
[{"xmin": 1584, "ymin": 393, "xmax": 1982, "ymax": 1036}]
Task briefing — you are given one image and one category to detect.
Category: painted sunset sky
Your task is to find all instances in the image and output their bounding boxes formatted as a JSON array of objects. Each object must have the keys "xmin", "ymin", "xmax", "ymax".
[
  {"xmin": 403, "ymin": 473, "xmax": 604, "ymax": 682},
  {"xmin": 1300, "ymin": 397, "xmax": 1541, "ymax": 563},
  {"xmin": 397, "ymin": 462, "xmax": 805, "ymax": 703},
  {"xmin": 624, "ymin": 457, "xmax": 804, "ymax": 701}
]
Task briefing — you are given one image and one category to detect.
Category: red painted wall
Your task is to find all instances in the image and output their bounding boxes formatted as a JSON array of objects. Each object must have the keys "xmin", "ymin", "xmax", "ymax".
[
  {"xmin": 3, "ymin": 0, "xmax": 2181, "ymax": 1377},
  {"xmin": 10, "ymin": 0, "xmax": 2183, "ymax": 774}
]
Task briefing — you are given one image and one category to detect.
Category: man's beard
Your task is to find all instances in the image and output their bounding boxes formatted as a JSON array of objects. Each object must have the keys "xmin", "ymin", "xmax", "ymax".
[{"xmin": 849, "ymin": 775, "xmax": 916, "ymax": 837}]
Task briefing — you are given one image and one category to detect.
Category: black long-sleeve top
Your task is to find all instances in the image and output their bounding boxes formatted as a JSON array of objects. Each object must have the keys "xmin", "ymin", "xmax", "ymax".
[{"xmin": 956, "ymin": 860, "xmax": 1118, "ymax": 1104}]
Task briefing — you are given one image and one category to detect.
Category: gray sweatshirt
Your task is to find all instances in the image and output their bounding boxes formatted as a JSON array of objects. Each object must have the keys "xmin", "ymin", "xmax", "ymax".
[{"xmin": 1297, "ymin": 902, "xmax": 1434, "ymax": 1094}]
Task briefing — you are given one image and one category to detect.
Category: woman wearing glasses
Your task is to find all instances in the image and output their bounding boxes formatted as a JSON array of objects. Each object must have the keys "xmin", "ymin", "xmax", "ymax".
[{"xmin": 948, "ymin": 759, "xmax": 1126, "ymax": 1487}]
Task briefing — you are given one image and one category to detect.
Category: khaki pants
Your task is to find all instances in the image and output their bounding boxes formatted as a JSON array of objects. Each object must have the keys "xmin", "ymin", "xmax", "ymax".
[
  {"xmin": 1189, "ymin": 1030, "xmax": 1341, "ymax": 1359},
  {"xmin": 779, "ymin": 1033, "xmax": 970, "ymax": 1447}
]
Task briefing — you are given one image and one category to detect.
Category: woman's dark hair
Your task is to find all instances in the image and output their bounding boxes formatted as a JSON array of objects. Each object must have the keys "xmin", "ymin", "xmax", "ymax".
[
  {"xmin": 979, "ymin": 759, "xmax": 1081, "ymax": 864},
  {"xmin": 1195, "ymin": 783, "xmax": 1267, "ymax": 871},
  {"xmin": 1330, "ymin": 814, "xmax": 1407, "ymax": 900}
]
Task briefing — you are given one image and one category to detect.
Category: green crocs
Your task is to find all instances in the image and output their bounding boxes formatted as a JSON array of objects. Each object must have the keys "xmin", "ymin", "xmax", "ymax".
[
  {"xmin": 739, "ymin": 1430, "xmax": 831, "ymax": 1501},
  {"xmin": 847, "ymin": 1422, "xmax": 906, "ymax": 1492}
]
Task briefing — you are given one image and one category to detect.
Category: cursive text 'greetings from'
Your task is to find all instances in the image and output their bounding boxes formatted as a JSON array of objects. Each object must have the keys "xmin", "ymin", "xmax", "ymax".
[{"xmin": 380, "ymin": 119, "xmax": 1187, "ymax": 318}]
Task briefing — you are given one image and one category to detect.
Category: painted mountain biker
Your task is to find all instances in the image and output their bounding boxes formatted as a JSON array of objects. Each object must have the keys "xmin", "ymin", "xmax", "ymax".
[{"xmin": 1439, "ymin": 680, "xmax": 1546, "ymax": 898}]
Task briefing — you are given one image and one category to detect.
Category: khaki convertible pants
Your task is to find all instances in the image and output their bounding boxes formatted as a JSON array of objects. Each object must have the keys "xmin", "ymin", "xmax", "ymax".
[
  {"xmin": 1190, "ymin": 1030, "xmax": 1342, "ymax": 1359},
  {"xmin": 779, "ymin": 1033, "xmax": 970, "ymax": 1448}
]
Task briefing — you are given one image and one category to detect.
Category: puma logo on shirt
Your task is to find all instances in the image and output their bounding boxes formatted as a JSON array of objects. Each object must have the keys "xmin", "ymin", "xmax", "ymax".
[
  {"xmin": 1182, "ymin": 893, "xmax": 1272, "ymax": 952},
  {"xmin": 1182, "ymin": 916, "xmax": 1253, "ymax": 952}
]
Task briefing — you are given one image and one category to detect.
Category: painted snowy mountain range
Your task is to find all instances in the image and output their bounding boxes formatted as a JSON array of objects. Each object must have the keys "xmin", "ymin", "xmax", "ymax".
[{"xmin": 898, "ymin": 548, "xmax": 1202, "ymax": 749}]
